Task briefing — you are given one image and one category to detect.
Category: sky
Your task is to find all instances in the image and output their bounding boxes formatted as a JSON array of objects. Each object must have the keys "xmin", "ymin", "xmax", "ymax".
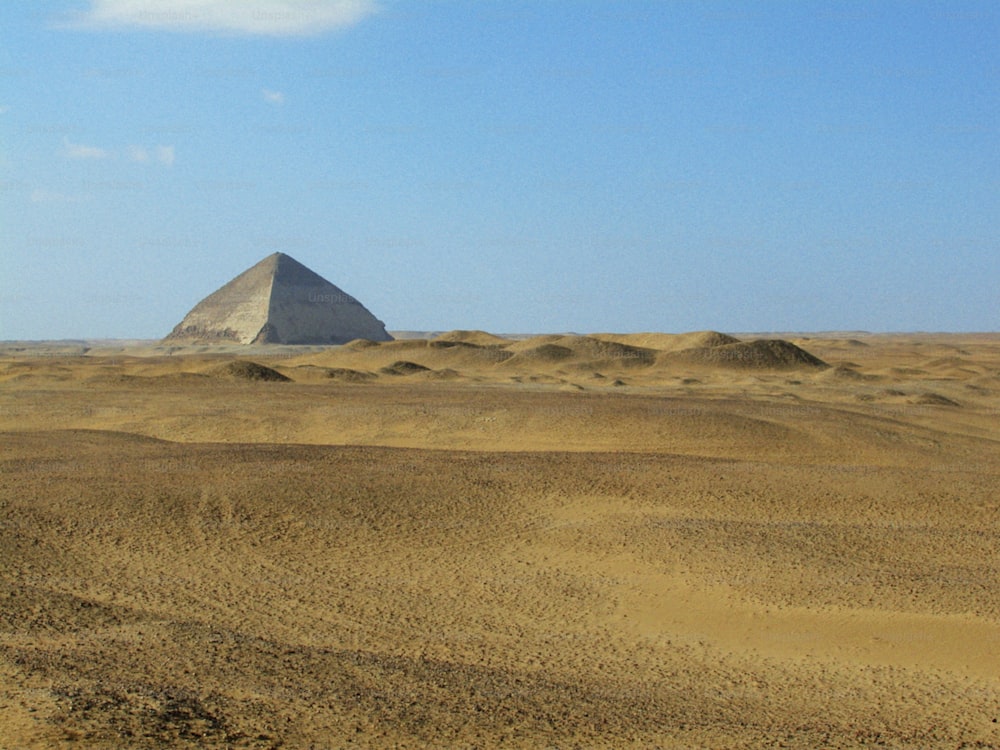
[{"xmin": 1, "ymin": 0, "xmax": 997, "ymax": 339}]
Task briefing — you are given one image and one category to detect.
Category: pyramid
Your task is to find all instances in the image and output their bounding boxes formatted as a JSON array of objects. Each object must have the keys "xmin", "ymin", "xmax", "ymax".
[{"xmin": 164, "ymin": 253, "xmax": 393, "ymax": 345}]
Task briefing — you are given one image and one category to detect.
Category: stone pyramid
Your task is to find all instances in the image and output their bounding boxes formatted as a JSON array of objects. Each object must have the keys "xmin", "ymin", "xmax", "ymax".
[{"xmin": 165, "ymin": 252, "xmax": 392, "ymax": 345}]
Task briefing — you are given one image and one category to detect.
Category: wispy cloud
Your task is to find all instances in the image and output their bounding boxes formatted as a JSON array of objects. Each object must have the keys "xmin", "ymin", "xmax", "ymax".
[
  {"xmin": 0, "ymin": 106, "xmax": 9, "ymax": 115},
  {"xmin": 127, "ymin": 145, "xmax": 150, "ymax": 162},
  {"xmin": 262, "ymin": 88, "xmax": 285, "ymax": 105},
  {"xmin": 156, "ymin": 145, "xmax": 175, "ymax": 167},
  {"xmin": 133, "ymin": 144, "xmax": 175, "ymax": 166},
  {"xmin": 62, "ymin": 137, "xmax": 109, "ymax": 160},
  {"xmin": 64, "ymin": 139, "xmax": 174, "ymax": 166},
  {"xmin": 67, "ymin": 0, "xmax": 379, "ymax": 36}
]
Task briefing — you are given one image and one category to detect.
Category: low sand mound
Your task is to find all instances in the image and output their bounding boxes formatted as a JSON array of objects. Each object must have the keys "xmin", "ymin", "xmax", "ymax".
[
  {"xmin": 286, "ymin": 364, "xmax": 377, "ymax": 383},
  {"xmin": 511, "ymin": 336, "xmax": 656, "ymax": 365},
  {"xmin": 320, "ymin": 367, "xmax": 377, "ymax": 382},
  {"xmin": 426, "ymin": 340, "xmax": 516, "ymax": 364},
  {"xmin": 426, "ymin": 368, "xmax": 461, "ymax": 380},
  {"xmin": 502, "ymin": 336, "xmax": 656, "ymax": 370},
  {"xmin": 151, "ymin": 372, "xmax": 215, "ymax": 384},
  {"xmin": 912, "ymin": 392, "xmax": 960, "ymax": 407},
  {"xmin": 1, "ymin": 363, "xmax": 75, "ymax": 383},
  {"xmin": 506, "ymin": 373, "xmax": 567, "ymax": 385},
  {"xmin": 344, "ymin": 338, "xmax": 384, "ymax": 350},
  {"xmin": 428, "ymin": 340, "xmax": 480, "ymax": 350},
  {"xmin": 673, "ymin": 330, "xmax": 741, "ymax": 350},
  {"xmin": 433, "ymin": 330, "xmax": 511, "ymax": 347},
  {"xmin": 920, "ymin": 357, "xmax": 986, "ymax": 378},
  {"xmin": 504, "ymin": 334, "xmax": 568, "ymax": 352},
  {"xmin": 595, "ymin": 331, "xmax": 739, "ymax": 352},
  {"xmin": 212, "ymin": 360, "xmax": 291, "ymax": 382},
  {"xmin": 374, "ymin": 340, "xmax": 430, "ymax": 353},
  {"xmin": 379, "ymin": 361, "xmax": 432, "ymax": 376},
  {"xmin": 551, "ymin": 336, "xmax": 656, "ymax": 365},
  {"xmin": 501, "ymin": 344, "xmax": 575, "ymax": 366},
  {"xmin": 664, "ymin": 339, "xmax": 829, "ymax": 371},
  {"xmin": 286, "ymin": 338, "xmax": 513, "ymax": 373},
  {"xmin": 816, "ymin": 365, "xmax": 868, "ymax": 381},
  {"xmin": 82, "ymin": 373, "xmax": 141, "ymax": 385},
  {"xmin": 92, "ymin": 364, "xmax": 221, "ymax": 385}
]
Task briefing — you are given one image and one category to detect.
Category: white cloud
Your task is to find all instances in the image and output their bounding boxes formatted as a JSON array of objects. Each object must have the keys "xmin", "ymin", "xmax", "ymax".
[
  {"xmin": 262, "ymin": 88, "xmax": 285, "ymax": 105},
  {"xmin": 156, "ymin": 145, "xmax": 175, "ymax": 167},
  {"xmin": 62, "ymin": 137, "xmax": 109, "ymax": 160},
  {"xmin": 69, "ymin": 0, "xmax": 378, "ymax": 36},
  {"xmin": 0, "ymin": 106, "xmax": 9, "ymax": 114},
  {"xmin": 61, "ymin": 139, "xmax": 174, "ymax": 166}
]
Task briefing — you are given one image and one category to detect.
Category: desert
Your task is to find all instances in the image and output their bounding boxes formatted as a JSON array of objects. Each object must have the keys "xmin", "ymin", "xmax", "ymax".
[
  {"xmin": 6, "ymin": 0, "xmax": 997, "ymax": 746},
  {"xmin": 1, "ymin": 330, "xmax": 998, "ymax": 748}
]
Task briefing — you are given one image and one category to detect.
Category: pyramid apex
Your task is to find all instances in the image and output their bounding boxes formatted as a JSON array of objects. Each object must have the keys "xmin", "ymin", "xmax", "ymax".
[
  {"xmin": 165, "ymin": 254, "xmax": 392, "ymax": 345},
  {"xmin": 260, "ymin": 250, "xmax": 292, "ymax": 264}
]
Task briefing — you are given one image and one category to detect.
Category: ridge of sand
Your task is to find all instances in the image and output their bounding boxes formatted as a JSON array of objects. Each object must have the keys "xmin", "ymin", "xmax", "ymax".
[
  {"xmin": 593, "ymin": 330, "xmax": 740, "ymax": 351},
  {"xmin": 497, "ymin": 336, "xmax": 657, "ymax": 374},
  {"xmin": 432, "ymin": 329, "xmax": 512, "ymax": 346}
]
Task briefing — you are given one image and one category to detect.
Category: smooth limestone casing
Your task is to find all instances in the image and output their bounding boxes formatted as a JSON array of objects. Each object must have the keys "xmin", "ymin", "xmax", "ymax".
[{"xmin": 165, "ymin": 252, "xmax": 392, "ymax": 345}]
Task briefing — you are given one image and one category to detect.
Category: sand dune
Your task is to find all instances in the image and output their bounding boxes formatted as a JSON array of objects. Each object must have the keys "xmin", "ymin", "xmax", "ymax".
[
  {"xmin": 211, "ymin": 360, "xmax": 292, "ymax": 382},
  {"xmin": 278, "ymin": 331, "xmax": 826, "ymax": 385},
  {"xmin": 1, "ymin": 332, "xmax": 999, "ymax": 748},
  {"xmin": 594, "ymin": 330, "xmax": 740, "ymax": 352},
  {"xmin": 659, "ymin": 338, "xmax": 829, "ymax": 370},
  {"xmin": 432, "ymin": 329, "xmax": 512, "ymax": 346}
]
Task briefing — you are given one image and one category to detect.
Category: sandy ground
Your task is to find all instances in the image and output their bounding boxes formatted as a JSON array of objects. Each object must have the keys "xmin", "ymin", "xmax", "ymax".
[{"xmin": 0, "ymin": 331, "xmax": 998, "ymax": 748}]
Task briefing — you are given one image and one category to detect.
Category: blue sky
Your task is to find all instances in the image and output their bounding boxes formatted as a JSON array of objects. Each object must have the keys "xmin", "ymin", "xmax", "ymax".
[{"xmin": 1, "ymin": 0, "xmax": 997, "ymax": 339}]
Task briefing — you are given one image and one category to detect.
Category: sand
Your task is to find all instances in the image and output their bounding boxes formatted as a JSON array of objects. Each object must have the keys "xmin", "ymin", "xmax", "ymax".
[{"xmin": 1, "ymin": 331, "xmax": 998, "ymax": 748}]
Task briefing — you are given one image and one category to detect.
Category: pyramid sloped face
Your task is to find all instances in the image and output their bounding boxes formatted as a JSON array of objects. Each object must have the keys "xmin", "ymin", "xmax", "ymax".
[
  {"xmin": 262, "ymin": 254, "xmax": 392, "ymax": 344},
  {"xmin": 165, "ymin": 253, "xmax": 392, "ymax": 345}
]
